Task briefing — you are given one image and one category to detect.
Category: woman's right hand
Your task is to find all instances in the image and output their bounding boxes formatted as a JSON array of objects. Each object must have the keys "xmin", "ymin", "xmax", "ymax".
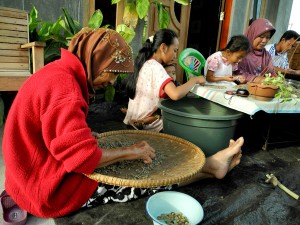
[
  {"xmin": 127, "ymin": 141, "xmax": 156, "ymax": 163},
  {"xmin": 195, "ymin": 76, "xmax": 206, "ymax": 85},
  {"xmin": 98, "ymin": 141, "xmax": 156, "ymax": 168}
]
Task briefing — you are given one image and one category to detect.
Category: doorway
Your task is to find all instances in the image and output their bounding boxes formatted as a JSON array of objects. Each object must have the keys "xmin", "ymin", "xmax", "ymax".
[
  {"xmin": 186, "ymin": 0, "xmax": 224, "ymax": 59},
  {"xmin": 95, "ymin": 1, "xmax": 116, "ymax": 29}
]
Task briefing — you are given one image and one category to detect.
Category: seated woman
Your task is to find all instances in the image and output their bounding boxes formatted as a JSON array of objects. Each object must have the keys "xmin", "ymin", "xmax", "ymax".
[
  {"xmin": 2, "ymin": 27, "xmax": 244, "ymax": 219},
  {"xmin": 234, "ymin": 18, "xmax": 276, "ymax": 83}
]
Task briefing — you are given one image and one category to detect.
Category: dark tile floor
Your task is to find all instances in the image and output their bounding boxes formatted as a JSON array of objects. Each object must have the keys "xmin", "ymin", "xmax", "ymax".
[{"xmin": 54, "ymin": 96, "xmax": 300, "ymax": 225}]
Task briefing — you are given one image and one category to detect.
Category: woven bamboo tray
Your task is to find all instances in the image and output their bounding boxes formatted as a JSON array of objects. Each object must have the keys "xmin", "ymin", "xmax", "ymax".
[{"xmin": 85, "ymin": 130, "xmax": 205, "ymax": 188}]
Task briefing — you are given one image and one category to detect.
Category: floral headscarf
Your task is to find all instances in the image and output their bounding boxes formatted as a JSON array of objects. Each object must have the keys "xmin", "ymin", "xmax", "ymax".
[{"xmin": 68, "ymin": 28, "xmax": 134, "ymax": 94}]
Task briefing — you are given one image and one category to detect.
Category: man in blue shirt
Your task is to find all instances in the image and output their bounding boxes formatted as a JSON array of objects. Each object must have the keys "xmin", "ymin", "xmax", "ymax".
[{"xmin": 265, "ymin": 30, "xmax": 300, "ymax": 75}]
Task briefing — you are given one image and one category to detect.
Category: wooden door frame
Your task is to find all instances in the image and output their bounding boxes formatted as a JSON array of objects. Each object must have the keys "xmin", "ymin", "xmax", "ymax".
[
  {"xmin": 83, "ymin": 0, "xmax": 95, "ymax": 27},
  {"xmin": 219, "ymin": 0, "xmax": 233, "ymax": 50},
  {"xmin": 146, "ymin": 1, "xmax": 191, "ymax": 83}
]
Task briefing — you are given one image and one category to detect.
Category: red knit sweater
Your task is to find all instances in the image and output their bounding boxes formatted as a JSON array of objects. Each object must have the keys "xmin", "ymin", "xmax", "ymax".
[{"xmin": 2, "ymin": 49, "xmax": 101, "ymax": 218}]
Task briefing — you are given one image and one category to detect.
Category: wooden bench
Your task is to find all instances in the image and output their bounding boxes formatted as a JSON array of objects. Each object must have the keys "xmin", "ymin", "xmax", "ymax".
[{"xmin": 0, "ymin": 7, "xmax": 45, "ymax": 91}]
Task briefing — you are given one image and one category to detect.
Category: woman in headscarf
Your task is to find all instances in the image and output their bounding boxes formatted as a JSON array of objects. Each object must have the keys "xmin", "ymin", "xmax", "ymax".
[
  {"xmin": 2, "ymin": 28, "xmax": 243, "ymax": 219},
  {"xmin": 234, "ymin": 18, "xmax": 276, "ymax": 83}
]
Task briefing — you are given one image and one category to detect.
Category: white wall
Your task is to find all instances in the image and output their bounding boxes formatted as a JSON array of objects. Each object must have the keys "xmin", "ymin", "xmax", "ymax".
[
  {"xmin": 228, "ymin": 0, "xmax": 293, "ymax": 43},
  {"xmin": 288, "ymin": 0, "xmax": 300, "ymax": 33}
]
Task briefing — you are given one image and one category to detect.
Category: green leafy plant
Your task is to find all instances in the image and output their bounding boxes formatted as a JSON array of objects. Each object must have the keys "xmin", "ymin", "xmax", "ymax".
[
  {"xmin": 29, "ymin": 6, "xmax": 104, "ymax": 64},
  {"xmin": 28, "ymin": 6, "xmax": 120, "ymax": 102},
  {"xmin": 112, "ymin": 0, "xmax": 189, "ymax": 42},
  {"xmin": 262, "ymin": 72, "xmax": 299, "ymax": 103}
]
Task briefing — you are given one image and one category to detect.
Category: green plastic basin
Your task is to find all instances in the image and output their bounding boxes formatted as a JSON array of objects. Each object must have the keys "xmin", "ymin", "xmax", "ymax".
[{"xmin": 158, "ymin": 97, "xmax": 244, "ymax": 156}]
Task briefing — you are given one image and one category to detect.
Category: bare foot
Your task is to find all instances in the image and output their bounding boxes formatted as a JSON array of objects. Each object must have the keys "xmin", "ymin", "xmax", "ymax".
[
  {"xmin": 228, "ymin": 140, "xmax": 242, "ymax": 172},
  {"xmin": 202, "ymin": 137, "xmax": 244, "ymax": 179}
]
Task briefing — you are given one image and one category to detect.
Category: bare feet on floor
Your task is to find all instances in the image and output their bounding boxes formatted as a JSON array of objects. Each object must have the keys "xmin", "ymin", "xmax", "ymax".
[{"xmin": 202, "ymin": 137, "xmax": 244, "ymax": 179}]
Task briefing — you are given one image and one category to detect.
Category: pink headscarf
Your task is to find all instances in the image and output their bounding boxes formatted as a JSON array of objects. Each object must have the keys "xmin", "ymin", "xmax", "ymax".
[{"xmin": 235, "ymin": 18, "xmax": 276, "ymax": 82}]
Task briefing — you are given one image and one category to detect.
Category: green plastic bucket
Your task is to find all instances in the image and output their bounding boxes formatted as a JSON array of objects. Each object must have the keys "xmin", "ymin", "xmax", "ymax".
[{"xmin": 158, "ymin": 97, "xmax": 244, "ymax": 156}]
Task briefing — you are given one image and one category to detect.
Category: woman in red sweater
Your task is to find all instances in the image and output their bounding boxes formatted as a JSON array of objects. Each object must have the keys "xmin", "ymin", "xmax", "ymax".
[{"xmin": 2, "ymin": 28, "xmax": 244, "ymax": 218}]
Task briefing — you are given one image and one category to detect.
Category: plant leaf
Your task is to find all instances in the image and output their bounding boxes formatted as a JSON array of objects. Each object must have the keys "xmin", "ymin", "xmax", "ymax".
[
  {"xmin": 136, "ymin": 0, "xmax": 150, "ymax": 19},
  {"xmin": 29, "ymin": 6, "xmax": 40, "ymax": 31},
  {"xmin": 62, "ymin": 8, "xmax": 82, "ymax": 35},
  {"xmin": 88, "ymin": 9, "xmax": 103, "ymax": 28},
  {"xmin": 104, "ymin": 85, "xmax": 116, "ymax": 102},
  {"xmin": 50, "ymin": 16, "xmax": 63, "ymax": 35},
  {"xmin": 37, "ymin": 22, "xmax": 52, "ymax": 41},
  {"xmin": 58, "ymin": 20, "xmax": 73, "ymax": 37},
  {"xmin": 44, "ymin": 41, "xmax": 66, "ymax": 64},
  {"xmin": 174, "ymin": 0, "xmax": 189, "ymax": 5},
  {"xmin": 116, "ymin": 24, "xmax": 136, "ymax": 43},
  {"xmin": 157, "ymin": 3, "xmax": 170, "ymax": 29},
  {"xmin": 29, "ymin": 5, "xmax": 42, "ymax": 41},
  {"xmin": 123, "ymin": 3, "xmax": 139, "ymax": 28},
  {"xmin": 111, "ymin": 0, "xmax": 121, "ymax": 4}
]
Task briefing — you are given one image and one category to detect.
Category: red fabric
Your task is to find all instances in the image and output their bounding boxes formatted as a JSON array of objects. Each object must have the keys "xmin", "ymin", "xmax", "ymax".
[
  {"xmin": 2, "ymin": 49, "xmax": 101, "ymax": 218},
  {"xmin": 159, "ymin": 78, "xmax": 173, "ymax": 98}
]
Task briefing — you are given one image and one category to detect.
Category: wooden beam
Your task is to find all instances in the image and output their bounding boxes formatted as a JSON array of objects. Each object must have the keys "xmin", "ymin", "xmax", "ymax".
[
  {"xmin": 219, "ymin": 0, "xmax": 233, "ymax": 50},
  {"xmin": 83, "ymin": 0, "xmax": 95, "ymax": 27},
  {"xmin": 116, "ymin": 0, "xmax": 126, "ymax": 27}
]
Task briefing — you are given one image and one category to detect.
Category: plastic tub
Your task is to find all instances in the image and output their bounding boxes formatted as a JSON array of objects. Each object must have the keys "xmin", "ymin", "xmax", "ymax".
[{"xmin": 158, "ymin": 97, "xmax": 244, "ymax": 156}]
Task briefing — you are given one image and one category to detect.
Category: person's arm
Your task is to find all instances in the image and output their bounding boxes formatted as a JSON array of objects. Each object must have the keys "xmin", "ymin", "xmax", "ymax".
[
  {"xmin": 163, "ymin": 76, "xmax": 205, "ymax": 100},
  {"xmin": 206, "ymin": 70, "xmax": 235, "ymax": 82},
  {"xmin": 97, "ymin": 141, "xmax": 156, "ymax": 168},
  {"xmin": 274, "ymin": 66, "xmax": 300, "ymax": 75}
]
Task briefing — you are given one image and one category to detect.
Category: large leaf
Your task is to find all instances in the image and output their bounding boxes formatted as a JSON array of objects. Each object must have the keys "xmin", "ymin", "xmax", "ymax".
[
  {"xmin": 29, "ymin": 6, "xmax": 42, "ymax": 40},
  {"xmin": 157, "ymin": 3, "xmax": 170, "ymax": 29},
  {"xmin": 50, "ymin": 16, "xmax": 63, "ymax": 35},
  {"xmin": 174, "ymin": 0, "xmax": 189, "ymax": 5},
  {"xmin": 88, "ymin": 9, "xmax": 103, "ymax": 28},
  {"xmin": 136, "ymin": 0, "xmax": 150, "ymax": 19},
  {"xmin": 111, "ymin": 0, "xmax": 121, "ymax": 4},
  {"xmin": 29, "ymin": 6, "xmax": 40, "ymax": 31},
  {"xmin": 58, "ymin": 20, "xmax": 73, "ymax": 37},
  {"xmin": 116, "ymin": 24, "xmax": 136, "ymax": 43},
  {"xmin": 44, "ymin": 41, "xmax": 66, "ymax": 64},
  {"xmin": 104, "ymin": 85, "xmax": 116, "ymax": 102},
  {"xmin": 62, "ymin": 8, "xmax": 82, "ymax": 35},
  {"xmin": 37, "ymin": 22, "xmax": 52, "ymax": 41},
  {"xmin": 123, "ymin": 3, "xmax": 138, "ymax": 28}
]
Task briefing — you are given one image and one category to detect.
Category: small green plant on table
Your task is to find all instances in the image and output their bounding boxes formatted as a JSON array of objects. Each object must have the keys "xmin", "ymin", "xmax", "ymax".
[{"xmin": 262, "ymin": 72, "xmax": 299, "ymax": 103}]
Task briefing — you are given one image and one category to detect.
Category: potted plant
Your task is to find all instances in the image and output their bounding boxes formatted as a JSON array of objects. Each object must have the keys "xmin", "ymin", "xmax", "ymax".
[{"xmin": 248, "ymin": 72, "xmax": 299, "ymax": 103}]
